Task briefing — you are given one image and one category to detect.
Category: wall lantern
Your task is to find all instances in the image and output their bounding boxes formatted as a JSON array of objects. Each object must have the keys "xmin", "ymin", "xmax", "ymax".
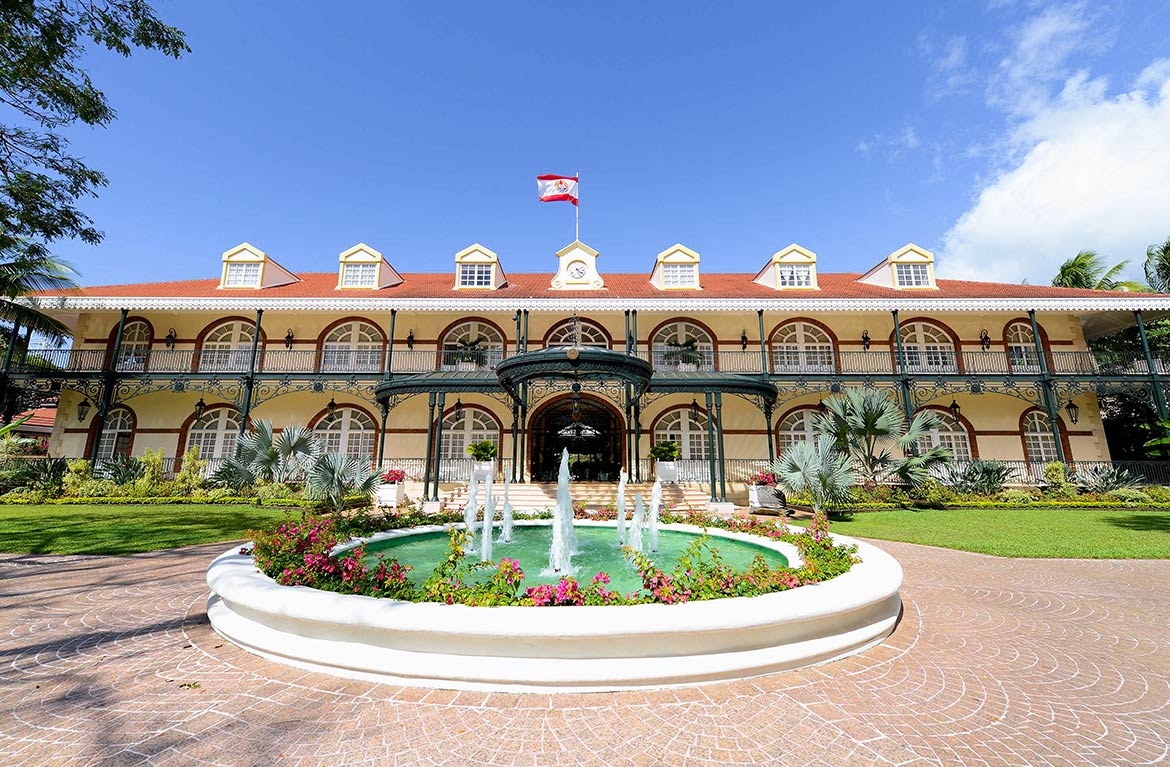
[
  {"xmin": 77, "ymin": 398, "xmax": 91, "ymax": 422},
  {"xmin": 453, "ymin": 397, "xmax": 464, "ymax": 420},
  {"xmin": 326, "ymin": 397, "xmax": 337, "ymax": 418},
  {"xmin": 817, "ymin": 399, "xmax": 827, "ymax": 414},
  {"xmin": 861, "ymin": 330, "xmax": 871, "ymax": 351},
  {"xmin": 164, "ymin": 328, "xmax": 177, "ymax": 349},
  {"xmin": 284, "ymin": 329, "xmax": 294, "ymax": 349},
  {"xmin": 740, "ymin": 329, "xmax": 749, "ymax": 351},
  {"xmin": 690, "ymin": 398, "xmax": 700, "ymax": 420},
  {"xmin": 949, "ymin": 398, "xmax": 961, "ymax": 424},
  {"xmin": 194, "ymin": 397, "xmax": 206, "ymax": 419},
  {"xmin": 1065, "ymin": 400, "xmax": 1080, "ymax": 425},
  {"xmin": 980, "ymin": 329, "xmax": 991, "ymax": 351},
  {"xmin": 406, "ymin": 329, "xmax": 415, "ymax": 350}
]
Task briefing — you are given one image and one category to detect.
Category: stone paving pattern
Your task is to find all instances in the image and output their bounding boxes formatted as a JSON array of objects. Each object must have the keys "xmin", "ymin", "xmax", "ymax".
[{"xmin": 1, "ymin": 539, "xmax": 1169, "ymax": 766}]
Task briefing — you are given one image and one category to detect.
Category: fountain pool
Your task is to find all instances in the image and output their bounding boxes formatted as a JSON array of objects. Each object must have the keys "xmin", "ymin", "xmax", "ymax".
[{"xmin": 357, "ymin": 523, "xmax": 789, "ymax": 595}]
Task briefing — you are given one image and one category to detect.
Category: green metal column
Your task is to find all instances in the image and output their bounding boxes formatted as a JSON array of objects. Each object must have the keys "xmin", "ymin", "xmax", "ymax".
[
  {"xmin": 431, "ymin": 392, "xmax": 446, "ymax": 501},
  {"xmin": 631, "ymin": 310, "xmax": 638, "ymax": 358},
  {"xmin": 422, "ymin": 392, "xmax": 436, "ymax": 498},
  {"xmin": 624, "ymin": 310, "xmax": 631, "ymax": 355},
  {"xmin": 90, "ymin": 309, "xmax": 128, "ymax": 463},
  {"xmin": 522, "ymin": 311, "xmax": 530, "ymax": 352},
  {"xmin": 1029, "ymin": 310, "xmax": 1066, "ymax": 462},
  {"xmin": 704, "ymin": 391, "xmax": 717, "ymax": 502},
  {"xmin": 763, "ymin": 401, "xmax": 775, "ymax": 463},
  {"xmin": 624, "ymin": 383, "xmax": 634, "ymax": 476},
  {"xmin": 633, "ymin": 400, "xmax": 642, "ymax": 482},
  {"xmin": 518, "ymin": 382, "xmax": 528, "ymax": 482},
  {"xmin": 510, "ymin": 400, "xmax": 520, "ymax": 482},
  {"xmin": 238, "ymin": 309, "xmax": 264, "ymax": 436},
  {"xmin": 376, "ymin": 402, "xmax": 389, "ymax": 468},
  {"xmin": 715, "ymin": 392, "xmax": 727, "ymax": 502},
  {"xmin": 513, "ymin": 311, "xmax": 523, "ymax": 356},
  {"xmin": 385, "ymin": 309, "xmax": 396, "ymax": 376},
  {"xmin": 891, "ymin": 310, "xmax": 916, "ymax": 431},
  {"xmin": 757, "ymin": 309, "xmax": 768, "ymax": 376},
  {"xmin": 0, "ymin": 321, "xmax": 21, "ymax": 423},
  {"xmin": 1135, "ymin": 310, "xmax": 1168, "ymax": 420}
]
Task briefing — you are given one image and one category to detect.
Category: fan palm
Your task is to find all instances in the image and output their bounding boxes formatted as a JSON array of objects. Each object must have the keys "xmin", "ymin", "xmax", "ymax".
[
  {"xmin": 307, "ymin": 452, "xmax": 381, "ymax": 513},
  {"xmin": 1052, "ymin": 250, "xmax": 1145, "ymax": 292},
  {"xmin": 815, "ymin": 389, "xmax": 952, "ymax": 488},
  {"xmin": 0, "ymin": 250, "xmax": 79, "ymax": 340},
  {"xmin": 771, "ymin": 435, "xmax": 857, "ymax": 516},
  {"xmin": 212, "ymin": 419, "xmax": 323, "ymax": 490},
  {"xmin": 1143, "ymin": 237, "xmax": 1170, "ymax": 293}
]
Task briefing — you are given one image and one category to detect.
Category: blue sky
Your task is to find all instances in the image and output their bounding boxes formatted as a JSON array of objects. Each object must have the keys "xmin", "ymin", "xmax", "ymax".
[{"xmin": 56, "ymin": 1, "xmax": 1170, "ymax": 285}]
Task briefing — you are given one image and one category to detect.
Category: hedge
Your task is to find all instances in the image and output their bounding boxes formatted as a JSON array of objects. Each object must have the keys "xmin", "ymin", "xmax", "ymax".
[{"xmin": 0, "ymin": 494, "xmax": 372, "ymax": 509}]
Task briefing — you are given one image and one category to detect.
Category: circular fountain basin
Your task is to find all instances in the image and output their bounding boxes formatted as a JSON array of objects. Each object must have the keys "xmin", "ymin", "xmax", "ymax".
[{"xmin": 206, "ymin": 520, "xmax": 903, "ymax": 693}]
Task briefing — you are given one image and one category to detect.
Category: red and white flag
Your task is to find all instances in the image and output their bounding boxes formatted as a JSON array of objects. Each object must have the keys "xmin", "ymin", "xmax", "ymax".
[{"xmin": 536, "ymin": 174, "xmax": 578, "ymax": 206}]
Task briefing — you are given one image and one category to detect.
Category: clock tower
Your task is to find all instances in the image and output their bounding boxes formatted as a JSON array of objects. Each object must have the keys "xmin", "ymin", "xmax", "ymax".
[{"xmin": 551, "ymin": 241, "xmax": 604, "ymax": 290}]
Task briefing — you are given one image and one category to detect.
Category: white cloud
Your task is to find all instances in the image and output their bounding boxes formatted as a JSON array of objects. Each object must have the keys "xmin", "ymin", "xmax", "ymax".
[{"xmin": 937, "ymin": 63, "xmax": 1170, "ymax": 283}]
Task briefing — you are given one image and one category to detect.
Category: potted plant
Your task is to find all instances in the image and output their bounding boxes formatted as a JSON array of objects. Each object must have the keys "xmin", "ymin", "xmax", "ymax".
[
  {"xmin": 662, "ymin": 338, "xmax": 703, "ymax": 371},
  {"xmin": 451, "ymin": 337, "xmax": 485, "ymax": 370},
  {"xmin": 376, "ymin": 467, "xmax": 407, "ymax": 508},
  {"xmin": 466, "ymin": 439, "xmax": 498, "ymax": 480},
  {"xmin": 747, "ymin": 470, "xmax": 785, "ymax": 510},
  {"xmin": 649, "ymin": 440, "xmax": 681, "ymax": 483}
]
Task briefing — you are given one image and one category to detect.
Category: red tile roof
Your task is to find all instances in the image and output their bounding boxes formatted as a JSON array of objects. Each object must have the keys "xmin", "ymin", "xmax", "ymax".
[
  {"xmin": 31, "ymin": 272, "xmax": 1160, "ymax": 300},
  {"xmin": 13, "ymin": 406, "xmax": 56, "ymax": 432}
]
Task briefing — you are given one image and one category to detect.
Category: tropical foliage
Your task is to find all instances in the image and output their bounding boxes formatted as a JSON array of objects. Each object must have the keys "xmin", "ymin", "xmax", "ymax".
[
  {"xmin": 1051, "ymin": 250, "xmax": 1145, "ymax": 292},
  {"xmin": 212, "ymin": 420, "xmax": 322, "ymax": 490},
  {"xmin": 307, "ymin": 453, "xmax": 381, "ymax": 514}
]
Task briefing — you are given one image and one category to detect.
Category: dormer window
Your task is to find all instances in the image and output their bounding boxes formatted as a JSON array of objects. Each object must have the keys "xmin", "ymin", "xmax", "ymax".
[
  {"xmin": 223, "ymin": 262, "xmax": 261, "ymax": 288},
  {"xmin": 341, "ymin": 262, "xmax": 378, "ymax": 288},
  {"xmin": 458, "ymin": 263, "xmax": 494, "ymax": 288},
  {"xmin": 895, "ymin": 263, "xmax": 930, "ymax": 288},
  {"xmin": 777, "ymin": 263, "xmax": 813, "ymax": 288},
  {"xmin": 662, "ymin": 263, "xmax": 698, "ymax": 289}
]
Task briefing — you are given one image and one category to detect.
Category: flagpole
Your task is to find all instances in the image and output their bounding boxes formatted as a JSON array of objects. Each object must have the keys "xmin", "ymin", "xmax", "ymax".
[{"xmin": 575, "ymin": 170, "xmax": 580, "ymax": 242}]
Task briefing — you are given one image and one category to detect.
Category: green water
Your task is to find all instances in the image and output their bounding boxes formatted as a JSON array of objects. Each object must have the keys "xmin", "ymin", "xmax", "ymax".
[{"xmin": 361, "ymin": 525, "xmax": 789, "ymax": 596}]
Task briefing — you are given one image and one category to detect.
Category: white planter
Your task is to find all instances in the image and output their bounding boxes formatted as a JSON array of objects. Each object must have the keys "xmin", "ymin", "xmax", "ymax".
[
  {"xmin": 748, "ymin": 484, "xmax": 761, "ymax": 508},
  {"xmin": 472, "ymin": 461, "xmax": 495, "ymax": 481},
  {"xmin": 376, "ymin": 483, "xmax": 405, "ymax": 508},
  {"xmin": 748, "ymin": 485, "xmax": 782, "ymax": 509},
  {"xmin": 656, "ymin": 461, "xmax": 678, "ymax": 483}
]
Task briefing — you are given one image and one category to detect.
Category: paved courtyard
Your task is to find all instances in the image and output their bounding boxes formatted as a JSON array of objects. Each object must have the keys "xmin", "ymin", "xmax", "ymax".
[{"xmin": 1, "ymin": 539, "xmax": 1168, "ymax": 767}]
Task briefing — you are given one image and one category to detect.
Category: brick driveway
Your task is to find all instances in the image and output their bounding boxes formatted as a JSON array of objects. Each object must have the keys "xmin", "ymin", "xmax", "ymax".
[{"xmin": 1, "ymin": 539, "xmax": 1168, "ymax": 766}]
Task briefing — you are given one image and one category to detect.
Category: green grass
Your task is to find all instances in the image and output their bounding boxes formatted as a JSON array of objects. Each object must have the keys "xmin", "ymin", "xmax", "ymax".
[
  {"xmin": 794, "ymin": 507, "xmax": 1170, "ymax": 558},
  {"xmin": 0, "ymin": 504, "xmax": 289, "ymax": 555}
]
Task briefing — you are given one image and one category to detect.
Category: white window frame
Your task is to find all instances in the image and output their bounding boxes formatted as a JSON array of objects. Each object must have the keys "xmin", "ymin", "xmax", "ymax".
[
  {"xmin": 776, "ymin": 263, "xmax": 813, "ymax": 288},
  {"xmin": 199, "ymin": 321, "xmax": 257, "ymax": 372},
  {"xmin": 440, "ymin": 409, "xmax": 500, "ymax": 463},
  {"xmin": 1023, "ymin": 411, "xmax": 1060, "ymax": 465},
  {"xmin": 661, "ymin": 263, "xmax": 698, "ymax": 288},
  {"xmin": 654, "ymin": 409, "xmax": 712, "ymax": 461},
  {"xmin": 776, "ymin": 409, "xmax": 818, "ymax": 452},
  {"xmin": 652, "ymin": 321, "xmax": 715, "ymax": 370},
  {"xmin": 901, "ymin": 322, "xmax": 957, "ymax": 373},
  {"xmin": 545, "ymin": 319, "xmax": 609, "ymax": 348},
  {"xmin": 1007, "ymin": 322, "xmax": 1041, "ymax": 372},
  {"xmin": 223, "ymin": 262, "xmax": 261, "ymax": 288},
  {"xmin": 895, "ymin": 263, "xmax": 931, "ymax": 288},
  {"xmin": 322, "ymin": 321, "xmax": 382, "ymax": 372},
  {"xmin": 458, "ymin": 263, "xmax": 494, "ymax": 288},
  {"xmin": 115, "ymin": 321, "xmax": 151, "ymax": 372},
  {"xmin": 341, "ymin": 262, "xmax": 378, "ymax": 288},
  {"xmin": 96, "ymin": 408, "xmax": 135, "ymax": 461},
  {"xmin": 185, "ymin": 409, "xmax": 241, "ymax": 462},
  {"xmin": 771, "ymin": 321, "xmax": 834, "ymax": 373},
  {"xmin": 440, "ymin": 320, "xmax": 505, "ymax": 370},
  {"xmin": 314, "ymin": 408, "xmax": 376, "ymax": 459},
  {"xmin": 916, "ymin": 417, "xmax": 972, "ymax": 462}
]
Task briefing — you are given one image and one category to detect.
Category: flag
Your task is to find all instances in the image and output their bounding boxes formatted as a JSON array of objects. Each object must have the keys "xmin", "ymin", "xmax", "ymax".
[{"xmin": 537, "ymin": 174, "xmax": 578, "ymax": 206}]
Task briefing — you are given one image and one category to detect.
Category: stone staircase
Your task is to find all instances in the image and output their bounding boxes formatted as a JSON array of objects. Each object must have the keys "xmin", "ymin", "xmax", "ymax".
[{"xmin": 438, "ymin": 481, "xmax": 711, "ymax": 513}]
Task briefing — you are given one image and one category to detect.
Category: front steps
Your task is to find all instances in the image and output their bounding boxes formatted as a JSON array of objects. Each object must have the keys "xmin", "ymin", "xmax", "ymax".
[{"xmin": 437, "ymin": 481, "xmax": 711, "ymax": 513}]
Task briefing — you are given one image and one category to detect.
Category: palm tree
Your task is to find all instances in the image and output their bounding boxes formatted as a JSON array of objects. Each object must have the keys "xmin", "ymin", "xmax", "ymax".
[
  {"xmin": 815, "ymin": 389, "xmax": 952, "ymax": 488},
  {"xmin": 0, "ymin": 250, "xmax": 79, "ymax": 340},
  {"xmin": 1052, "ymin": 250, "xmax": 1145, "ymax": 292},
  {"xmin": 1143, "ymin": 237, "xmax": 1170, "ymax": 293},
  {"xmin": 771, "ymin": 436, "xmax": 857, "ymax": 518},
  {"xmin": 212, "ymin": 419, "xmax": 322, "ymax": 489},
  {"xmin": 308, "ymin": 453, "xmax": 381, "ymax": 513}
]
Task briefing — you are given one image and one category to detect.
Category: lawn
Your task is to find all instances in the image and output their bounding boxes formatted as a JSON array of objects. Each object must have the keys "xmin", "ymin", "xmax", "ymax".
[
  {"xmin": 0, "ymin": 504, "xmax": 290, "ymax": 555},
  {"xmin": 794, "ymin": 507, "xmax": 1170, "ymax": 558}
]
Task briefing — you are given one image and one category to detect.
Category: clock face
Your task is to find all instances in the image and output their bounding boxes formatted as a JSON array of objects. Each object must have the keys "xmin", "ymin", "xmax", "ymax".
[{"xmin": 567, "ymin": 260, "xmax": 588, "ymax": 279}]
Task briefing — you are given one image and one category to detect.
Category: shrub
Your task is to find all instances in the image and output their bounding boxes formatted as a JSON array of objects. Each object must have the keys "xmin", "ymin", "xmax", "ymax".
[
  {"xmin": 996, "ymin": 488, "xmax": 1038, "ymax": 505},
  {"xmin": 99, "ymin": 454, "xmax": 145, "ymax": 485},
  {"xmin": 465, "ymin": 440, "xmax": 498, "ymax": 462},
  {"xmin": 851, "ymin": 485, "xmax": 910, "ymax": 507},
  {"xmin": 173, "ymin": 446, "xmax": 208, "ymax": 495},
  {"xmin": 1142, "ymin": 484, "xmax": 1170, "ymax": 503},
  {"xmin": 649, "ymin": 441, "xmax": 681, "ymax": 461},
  {"xmin": 22, "ymin": 457, "xmax": 69, "ymax": 494},
  {"xmin": 1042, "ymin": 461, "xmax": 1067, "ymax": 486},
  {"xmin": 1074, "ymin": 465, "xmax": 1141, "ymax": 493},
  {"xmin": 748, "ymin": 470, "xmax": 777, "ymax": 486},
  {"xmin": 62, "ymin": 458, "xmax": 92, "ymax": 495},
  {"xmin": 382, "ymin": 468, "xmax": 406, "ymax": 484},
  {"xmin": 307, "ymin": 454, "xmax": 380, "ymax": 513},
  {"xmin": 942, "ymin": 460, "xmax": 1016, "ymax": 495},
  {"xmin": 1104, "ymin": 488, "xmax": 1150, "ymax": 504},
  {"xmin": 74, "ymin": 478, "xmax": 118, "ymax": 497},
  {"xmin": 909, "ymin": 478, "xmax": 955, "ymax": 509}
]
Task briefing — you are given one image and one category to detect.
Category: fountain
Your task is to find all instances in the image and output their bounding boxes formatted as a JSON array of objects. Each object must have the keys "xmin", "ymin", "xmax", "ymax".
[
  {"xmin": 614, "ymin": 469, "xmax": 627, "ymax": 545},
  {"xmin": 628, "ymin": 493, "xmax": 645, "ymax": 554},
  {"xmin": 547, "ymin": 448, "xmax": 576, "ymax": 574},
  {"xmin": 648, "ymin": 478, "xmax": 661, "ymax": 553},
  {"xmin": 480, "ymin": 493, "xmax": 495, "ymax": 562},
  {"xmin": 498, "ymin": 474, "xmax": 514, "ymax": 543},
  {"xmin": 462, "ymin": 475, "xmax": 480, "ymax": 553}
]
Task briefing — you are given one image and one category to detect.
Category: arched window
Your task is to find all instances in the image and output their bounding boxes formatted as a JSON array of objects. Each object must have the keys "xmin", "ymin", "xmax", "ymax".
[
  {"xmin": 115, "ymin": 321, "xmax": 151, "ymax": 372},
  {"xmin": 439, "ymin": 407, "xmax": 500, "ymax": 463},
  {"xmin": 185, "ymin": 408, "xmax": 241, "ymax": 461},
  {"xmin": 654, "ymin": 408, "xmax": 712, "ymax": 460},
  {"xmin": 916, "ymin": 414, "xmax": 972, "ymax": 462},
  {"xmin": 440, "ymin": 320, "xmax": 505, "ymax": 370},
  {"xmin": 771, "ymin": 322, "xmax": 834, "ymax": 373},
  {"xmin": 1006, "ymin": 322, "xmax": 1040, "ymax": 372},
  {"xmin": 199, "ymin": 321, "xmax": 256, "ymax": 372},
  {"xmin": 96, "ymin": 407, "xmax": 135, "ymax": 460},
  {"xmin": 776, "ymin": 408, "xmax": 818, "ymax": 452},
  {"xmin": 322, "ymin": 321, "xmax": 382, "ymax": 372},
  {"xmin": 652, "ymin": 321, "xmax": 714, "ymax": 371},
  {"xmin": 545, "ymin": 319, "xmax": 609, "ymax": 348},
  {"xmin": 313, "ymin": 407, "xmax": 376, "ymax": 459},
  {"xmin": 1023, "ymin": 411, "xmax": 1060, "ymax": 464},
  {"xmin": 900, "ymin": 322, "xmax": 956, "ymax": 373}
]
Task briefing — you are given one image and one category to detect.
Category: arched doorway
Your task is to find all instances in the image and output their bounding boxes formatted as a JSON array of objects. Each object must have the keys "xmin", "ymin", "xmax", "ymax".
[{"xmin": 529, "ymin": 395, "xmax": 624, "ymax": 482}]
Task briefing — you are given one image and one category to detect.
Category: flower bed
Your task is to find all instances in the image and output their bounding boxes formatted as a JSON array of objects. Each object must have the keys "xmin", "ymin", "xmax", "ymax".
[{"xmin": 244, "ymin": 508, "xmax": 856, "ymax": 607}]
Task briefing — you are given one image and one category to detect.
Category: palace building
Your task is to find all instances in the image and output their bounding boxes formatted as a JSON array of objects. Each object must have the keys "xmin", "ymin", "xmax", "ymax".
[{"xmin": 14, "ymin": 239, "xmax": 1170, "ymax": 503}]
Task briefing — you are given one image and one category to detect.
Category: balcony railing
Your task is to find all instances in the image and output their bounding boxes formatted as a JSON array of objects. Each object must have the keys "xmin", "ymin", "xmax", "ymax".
[{"xmin": 8, "ymin": 346, "xmax": 1166, "ymax": 380}]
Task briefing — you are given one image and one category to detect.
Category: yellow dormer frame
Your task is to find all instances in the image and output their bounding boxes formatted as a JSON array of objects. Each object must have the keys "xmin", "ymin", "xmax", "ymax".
[
  {"xmin": 219, "ymin": 242, "xmax": 298, "ymax": 290},
  {"xmin": 454, "ymin": 243, "xmax": 506, "ymax": 290},
  {"xmin": 888, "ymin": 243, "xmax": 937, "ymax": 290},
  {"xmin": 337, "ymin": 243, "xmax": 403, "ymax": 290},
  {"xmin": 754, "ymin": 243, "xmax": 819, "ymax": 290},
  {"xmin": 650, "ymin": 243, "xmax": 701, "ymax": 290}
]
